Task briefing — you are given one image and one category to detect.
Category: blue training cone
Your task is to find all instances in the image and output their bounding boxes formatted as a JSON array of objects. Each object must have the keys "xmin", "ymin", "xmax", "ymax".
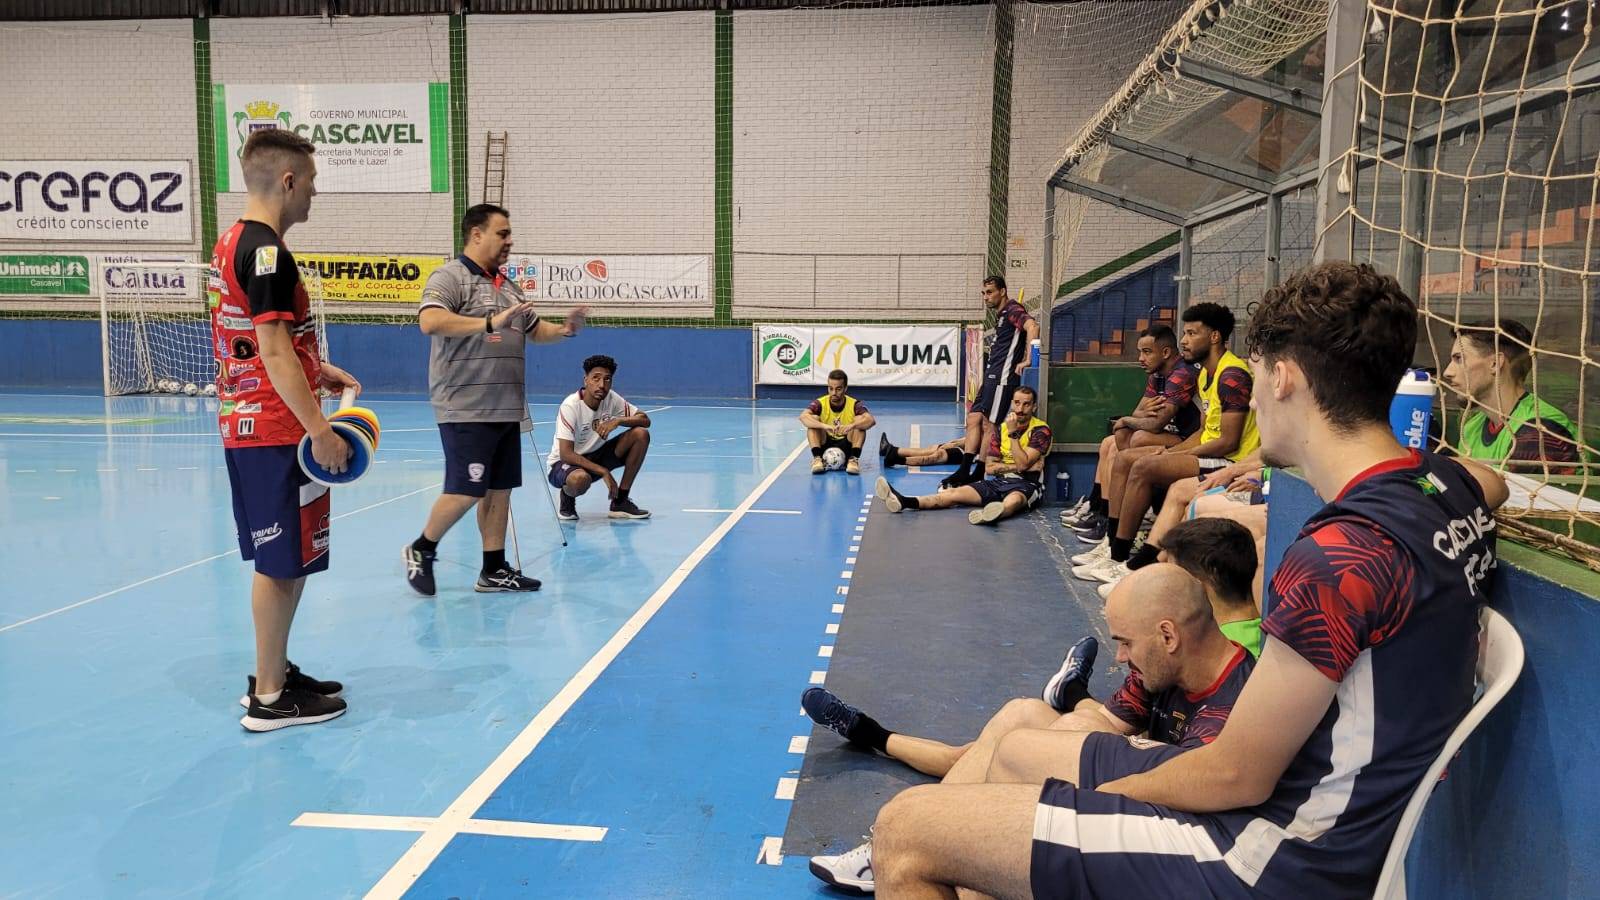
[{"xmin": 298, "ymin": 419, "xmax": 374, "ymax": 487}]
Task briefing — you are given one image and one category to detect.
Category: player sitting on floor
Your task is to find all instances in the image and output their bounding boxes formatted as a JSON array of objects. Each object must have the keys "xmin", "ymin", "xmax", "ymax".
[
  {"xmin": 878, "ymin": 435, "xmax": 963, "ymax": 470},
  {"xmin": 804, "ymin": 564, "xmax": 1255, "ymax": 894},
  {"xmin": 874, "ymin": 386, "xmax": 1049, "ymax": 526},
  {"xmin": 547, "ymin": 354, "xmax": 652, "ymax": 521},
  {"xmin": 800, "ymin": 368, "xmax": 876, "ymax": 475},
  {"xmin": 866, "ymin": 261, "xmax": 1511, "ymax": 900}
]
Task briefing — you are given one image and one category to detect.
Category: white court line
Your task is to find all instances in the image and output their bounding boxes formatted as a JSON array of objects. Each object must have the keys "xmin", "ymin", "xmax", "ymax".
[
  {"xmin": 292, "ymin": 813, "xmax": 607, "ymax": 843},
  {"xmin": 788, "ymin": 736, "xmax": 808, "ymax": 754},
  {"xmin": 362, "ymin": 439, "xmax": 809, "ymax": 899},
  {"xmin": 775, "ymin": 778, "xmax": 798, "ymax": 801},
  {"xmin": 681, "ymin": 508, "xmax": 801, "ymax": 515},
  {"xmin": 826, "ymin": 623, "xmax": 839, "ymax": 635},
  {"xmin": 832, "ymin": 603, "xmax": 845, "ymax": 614},
  {"xmin": 0, "ymin": 481, "xmax": 443, "ymax": 636},
  {"xmin": 818, "ymin": 645, "xmax": 833, "ymax": 658},
  {"xmin": 757, "ymin": 836, "xmax": 785, "ymax": 866},
  {"xmin": 809, "ymin": 670, "xmax": 827, "ymax": 685}
]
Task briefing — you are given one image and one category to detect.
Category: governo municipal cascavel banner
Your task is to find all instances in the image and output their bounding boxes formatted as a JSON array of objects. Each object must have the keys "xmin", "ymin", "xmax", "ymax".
[{"xmin": 215, "ymin": 83, "xmax": 449, "ymax": 194}]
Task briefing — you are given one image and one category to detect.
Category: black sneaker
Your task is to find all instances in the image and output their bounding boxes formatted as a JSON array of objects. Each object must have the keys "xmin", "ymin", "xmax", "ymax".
[
  {"xmin": 609, "ymin": 496, "xmax": 651, "ymax": 520},
  {"xmin": 1042, "ymin": 636, "xmax": 1099, "ymax": 712},
  {"xmin": 558, "ymin": 491, "xmax": 579, "ymax": 521},
  {"xmin": 239, "ymin": 661, "xmax": 343, "ymax": 708},
  {"xmin": 1074, "ymin": 517, "xmax": 1108, "ymax": 543},
  {"xmin": 476, "ymin": 566, "xmax": 542, "ymax": 592},
  {"xmin": 403, "ymin": 542, "xmax": 437, "ymax": 596},
  {"xmin": 802, "ymin": 686, "xmax": 862, "ymax": 742},
  {"xmin": 877, "ymin": 432, "xmax": 890, "ymax": 459},
  {"xmin": 241, "ymin": 686, "xmax": 347, "ymax": 732}
]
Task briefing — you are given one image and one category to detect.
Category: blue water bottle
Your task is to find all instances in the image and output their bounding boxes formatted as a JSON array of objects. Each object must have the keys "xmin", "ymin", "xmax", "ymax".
[{"xmin": 1389, "ymin": 369, "xmax": 1434, "ymax": 450}]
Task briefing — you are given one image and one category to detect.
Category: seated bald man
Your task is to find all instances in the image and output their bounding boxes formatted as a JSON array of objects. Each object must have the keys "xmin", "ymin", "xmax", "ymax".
[{"xmin": 804, "ymin": 564, "xmax": 1255, "ymax": 894}]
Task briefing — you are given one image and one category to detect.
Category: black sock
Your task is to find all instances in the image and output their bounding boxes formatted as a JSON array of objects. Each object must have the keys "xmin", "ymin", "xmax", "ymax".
[
  {"xmin": 483, "ymin": 549, "xmax": 506, "ymax": 572},
  {"xmin": 848, "ymin": 712, "xmax": 893, "ymax": 753},
  {"xmin": 1105, "ymin": 517, "xmax": 1119, "ymax": 538},
  {"xmin": 1108, "ymin": 536, "xmax": 1133, "ymax": 562},
  {"xmin": 885, "ymin": 447, "xmax": 901, "ymax": 467},
  {"xmin": 846, "ymin": 445, "xmax": 862, "ymax": 460},
  {"xmin": 616, "ymin": 487, "xmax": 629, "ymax": 501},
  {"xmin": 811, "ymin": 446, "xmax": 824, "ymax": 458},
  {"xmin": 943, "ymin": 447, "xmax": 964, "ymax": 466},
  {"xmin": 901, "ymin": 492, "xmax": 922, "ymax": 510},
  {"xmin": 1126, "ymin": 542, "xmax": 1161, "ymax": 571},
  {"xmin": 961, "ymin": 452, "xmax": 976, "ymax": 468},
  {"xmin": 970, "ymin": 460, "xmax": 986, "ymax": 481},
  {"xmin": 1088, "ymin": 484, "xmax": 1102, "ymax": 506},
  {"xmin": 413, "ymin": 535, "xmax": 438, "ymax": 554},
  {"xmin": 1092, "ymin": 497, "xmax": 1109, "ymax": 517},
  {"xmin": 1059, "ymin": 682, "xmax": 1093, "ymax": 711}
]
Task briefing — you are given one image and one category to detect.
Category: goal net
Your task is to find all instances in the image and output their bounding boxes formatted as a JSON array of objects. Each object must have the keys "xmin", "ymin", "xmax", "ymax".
[{"xmin": 101, "ymin": 259, "xmax": 327, "ymax": 397}]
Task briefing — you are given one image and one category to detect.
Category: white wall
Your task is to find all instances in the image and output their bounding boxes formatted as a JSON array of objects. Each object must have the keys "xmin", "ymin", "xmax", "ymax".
[
  {"xmin": 468, "ymin": 12, "xmax": 715, "ymax": 319},
  {"xmin": 0, "ymin": 20, "xmax": 200, "ymax": 259},
  {"xmin": 1005, "ymin": 4, "xmax": 1184, "ymax": 305},
  {"xmin": 211, "ymin": 16, "xmax": 454, "ymax": 255},
  {"xmin": 732, "ymin": 6, "xmax": 994, "ymax": 321}
]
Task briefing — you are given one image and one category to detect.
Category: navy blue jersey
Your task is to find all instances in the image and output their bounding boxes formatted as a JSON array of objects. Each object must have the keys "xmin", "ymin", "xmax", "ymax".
[
  {"xmin": 1222, "ymin": 450, "xmax": 1496, "ymax": 898},
  {"xmin": 1105, "ymin": 643, "xmax": 1254, "ymax": 749},
  {"xmin": 983, "ymin": 300, "xmax": 1033, "ymax": 384}
]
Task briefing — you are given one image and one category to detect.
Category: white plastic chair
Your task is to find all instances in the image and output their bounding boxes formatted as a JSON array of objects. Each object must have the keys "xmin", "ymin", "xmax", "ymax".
[{"xmin": 1372, "ymin": 606, "xmax": 1526, "ymax": 900}]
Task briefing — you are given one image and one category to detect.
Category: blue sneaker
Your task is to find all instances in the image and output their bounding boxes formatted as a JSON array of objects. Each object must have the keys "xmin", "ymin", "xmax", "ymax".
[
  {"xmin": 1042, "ymin": 636, "xmax": 1099, "ymax": 712},
  {"xmin": 802, "ymin": 687, "xmax": 862, "ymax": 742}
]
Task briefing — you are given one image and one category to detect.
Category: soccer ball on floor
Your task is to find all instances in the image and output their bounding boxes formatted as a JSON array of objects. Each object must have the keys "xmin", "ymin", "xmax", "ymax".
[
  {"xmin": 181, "ymin": 382, "xmax": 198, "ymax": 396},
  {"xmin": 822, "ymin": 447, "xmax": 847, "ymax": 471}
]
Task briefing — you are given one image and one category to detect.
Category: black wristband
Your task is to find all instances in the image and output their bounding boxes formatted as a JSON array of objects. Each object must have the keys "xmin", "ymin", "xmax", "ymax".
[{"xmin": 485, "ymin": 314, "xmax": 495, "ymax": 334}]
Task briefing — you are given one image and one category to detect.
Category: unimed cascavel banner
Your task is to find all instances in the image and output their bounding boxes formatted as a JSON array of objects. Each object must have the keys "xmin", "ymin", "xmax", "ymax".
[
  {"xmin": 296, "ymin": 254, "xmax": 448, "ymax": 303},
  {"xmin": 757, "ymin": 324, "xmax": 960, "ymax": 387},
  {"xmin": 216, "ymin": 83, "xmax": 449, "ymax": 193}
]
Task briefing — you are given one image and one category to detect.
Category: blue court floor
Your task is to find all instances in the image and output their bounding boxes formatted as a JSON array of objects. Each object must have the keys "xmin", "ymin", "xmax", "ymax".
[{"xmin": 0, "ymin": 391, "xmax": 990, "ymax": 898}]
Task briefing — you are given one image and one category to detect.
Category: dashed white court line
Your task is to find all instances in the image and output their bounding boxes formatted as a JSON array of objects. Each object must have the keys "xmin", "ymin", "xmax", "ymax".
[
  {"xmin": 788, "ymin": 736, "xmax": 809, "ymax": 754},
  {"xmin": 775, "ymin": 778, "xmax": 799, "ymax": 800},
  {"xmin": 757, "ymin": 836, "xmax": 785, "ymax": 866},
  {"xmin": 818, "ymin": 645, "xmax": 833, "ymax": 658},
  {"xmin": 0, "ymin": 481, "xmax": 444, "ymax": 635},
  {"xmin": 360, "ymin": 440, "xmax": 810, "ymax": 899},
  {"xmin": 826, "ymin": 623, "xmax": 839, "ymax": 635},
  {"xmin": 809, "ymin": 670, "xmax": 827, "ymax": 685},
  {"xmin": 833, "ymin": 603, "xmax": 845, "ymax": 614}
]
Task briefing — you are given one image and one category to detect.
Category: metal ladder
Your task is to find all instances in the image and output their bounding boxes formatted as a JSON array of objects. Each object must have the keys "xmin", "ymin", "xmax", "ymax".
[{"xmin": 482, "ymin": 131, "xmax": 508, "ymax": 205}]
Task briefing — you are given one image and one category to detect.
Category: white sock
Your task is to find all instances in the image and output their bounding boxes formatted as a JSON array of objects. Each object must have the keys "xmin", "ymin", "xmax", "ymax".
[{"xmin": 256, "ymin": 689, "xmax": 282, "ymax": 705}]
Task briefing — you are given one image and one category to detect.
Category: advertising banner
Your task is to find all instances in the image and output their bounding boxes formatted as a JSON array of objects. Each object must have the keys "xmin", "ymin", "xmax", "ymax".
[
  {"xmin": 97, "ymin": 254, "xmax": 197, "ymax": 299},
  {"xmin": 0, "ymin": 160, "xmax": 192, "ymax": 242},
  {"xmin": 500, "ymin": 254, "xmax": 709, "ymax": 305},
  {"xmin": 296, "ymin": 253, "xmax": 448, "ymax": 304},
  {"xmin": 217, "ymin": 83, "xmax": 448, "ymax": 193},
  {"xmin": 0, "ymin": 254, "xmax": 91, "ymax": 296},
  {"xmin": 757, "ymin": 324, "xmax": 959, "ymax": 387}
]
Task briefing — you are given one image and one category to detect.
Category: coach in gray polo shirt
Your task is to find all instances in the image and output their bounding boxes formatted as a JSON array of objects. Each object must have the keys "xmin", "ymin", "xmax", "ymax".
[{"xmin": 402, "ymin": 203, "xmax": 588, "ymax": 597}]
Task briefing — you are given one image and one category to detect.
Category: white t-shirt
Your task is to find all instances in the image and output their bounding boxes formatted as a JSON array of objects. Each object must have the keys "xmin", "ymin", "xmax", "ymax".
[{"xmin": 547, "ymin": 389, "xmax": 640, "ymax": 465}]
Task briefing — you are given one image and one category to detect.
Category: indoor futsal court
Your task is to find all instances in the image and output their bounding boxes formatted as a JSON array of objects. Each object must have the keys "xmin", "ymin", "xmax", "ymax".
[
  {"xmin": 0, "ymin": 391, "xmax": 1100, "ymax": 897},
  {"xmin": 5, "ymin": 0, "xmax": 1600, "ymax": 898}
]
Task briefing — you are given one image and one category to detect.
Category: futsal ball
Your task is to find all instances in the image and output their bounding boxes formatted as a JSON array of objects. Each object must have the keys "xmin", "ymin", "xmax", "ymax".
[
  {"xmin": 202, "ymin": 383, "xmax": 217, "ymax": 396},
  {"xmin": 158, "ymin": 379, "xmax": 178, "ymax": 393},
  {"xmin": 822, "ymin": 447, "xmax": 847, "ymax": 471},
  {"xmin": 182, "ymin": 382, "xmax": 198, "ymax": 396}
]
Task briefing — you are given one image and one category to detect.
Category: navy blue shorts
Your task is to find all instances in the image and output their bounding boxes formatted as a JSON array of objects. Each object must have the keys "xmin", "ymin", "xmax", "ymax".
[
  {"xmin": 1076, "ymin": 732, "xmax": 1190, "ymax": 790},
  {"xmin": 439, "ymin": 422, "xmax": 523, "ymax": 497},
  {"xmin": 225, "ymin": 445, "xmax": 330, "ymax": 580},
  {"xmin": 969, "ymin": 379, "xmax": 1018, "ymax": 422},
  {"xmin": 1031, "ymin": 779, "xmax": 1257, "ymax": 900},
  {"xmin": 970, "ymin": 476, "xmax": 1041, "ymax": 507},
  {"xmin": 548, "ymin": 434, "xmax": 629, "ymax": 489}
]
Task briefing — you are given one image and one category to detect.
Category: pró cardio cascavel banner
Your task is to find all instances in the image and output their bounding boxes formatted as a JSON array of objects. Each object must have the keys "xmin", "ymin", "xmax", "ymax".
[
  {"xmin": 757, "ymin": 324, "xmax": 960, "ymax": 387},
  {"xmin": 0, "ymin": 161, "xmax": 193, "ymax": 242},
  {"xmin": 216, "ymin": 84, "xmax": 449, "ymax": 193}
]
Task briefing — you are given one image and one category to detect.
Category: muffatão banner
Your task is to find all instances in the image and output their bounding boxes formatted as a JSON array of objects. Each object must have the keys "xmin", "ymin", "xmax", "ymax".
[
  {"xmin": 216, "ymin": 83, "xmax": 449, "ymax": 193},
  {"xmin": 296, "ymin": 253, "xmax": 448, "ymax": 303}
]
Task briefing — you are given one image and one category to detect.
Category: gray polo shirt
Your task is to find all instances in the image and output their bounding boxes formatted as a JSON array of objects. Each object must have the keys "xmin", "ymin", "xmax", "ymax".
[{"xmin": 419, "ymin": 256, "xmax": 539, "ymax": 424}]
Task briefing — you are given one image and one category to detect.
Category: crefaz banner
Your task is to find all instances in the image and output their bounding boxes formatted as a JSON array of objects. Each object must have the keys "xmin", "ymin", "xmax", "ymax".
[
  {"xmin": 296, "ymin": 253, "xmax": 449, "ymax": 303},
  {"xmin": 757, "ymin": 324, "xmax": 960, "ymax": 387},
  {"xmin": 216, "ymin": 84, "xmax": 449, "ymax": 194},
  {"xmin": 0, "ymin": 161, "xmax": 193, "ymax": 242},
  {"xmin": 499, "ymin": 254, "xmax": 709, "ymax": 305}
]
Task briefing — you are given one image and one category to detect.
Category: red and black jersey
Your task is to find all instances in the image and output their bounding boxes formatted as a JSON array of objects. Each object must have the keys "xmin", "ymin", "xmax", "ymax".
[
  {"xmin": 209, "ymin": 220, "xmax": 321, "ymax": 449},
  {"xmin": 1104, "ymin": 643, "xmax": 1254, "ymax": 749}
]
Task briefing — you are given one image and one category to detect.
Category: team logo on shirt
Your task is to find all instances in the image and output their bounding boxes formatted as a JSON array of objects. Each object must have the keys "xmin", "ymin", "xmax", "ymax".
[
  {"xmin": 255, "ymin": 246, "xmax": 278, "ymax": 275},
  {"xmin": 230, "ymin": 335, "xmax": 258, "ymax": 361},
  {"xmin": 468, "ymin": 463, "xmax": 485, "ymax": 483}
]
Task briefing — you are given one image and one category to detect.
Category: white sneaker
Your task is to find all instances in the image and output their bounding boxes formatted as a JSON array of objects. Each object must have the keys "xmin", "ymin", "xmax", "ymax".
[
  {"xmin": 968, "ymin": 501, "xmax": 1006, "ymax": 526},
  {"xmin": 1070, "ymin": 540, "xmax": 1109, "ymax": 567},
  {"xmin": 810, "ymin": 840, "xmax": 874, "ymax": 894},
  {"xmin": 1087, "ymin": 557, "xmax": 1129, "ymax": 585},
  {"xmin": 1098, "ymin": 580, "xmax": 1116, "ymax": 600}
]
